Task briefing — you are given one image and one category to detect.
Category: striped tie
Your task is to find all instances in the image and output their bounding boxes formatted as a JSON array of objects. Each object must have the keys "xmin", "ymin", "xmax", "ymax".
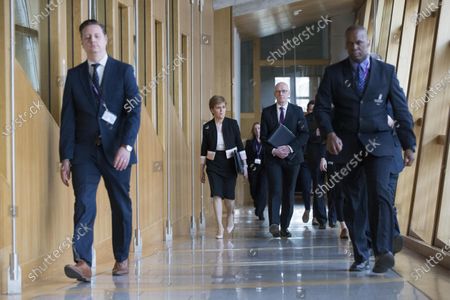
[{"xmin": 91, "ymin": 63, "xmax": 101, "ymax": 105}]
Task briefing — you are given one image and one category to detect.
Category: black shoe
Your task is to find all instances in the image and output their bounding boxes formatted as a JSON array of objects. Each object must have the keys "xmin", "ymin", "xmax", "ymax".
[
  {"xmin": 349, "ymin": 260, "xmax": 370, "ymax": 272},
  {"xmin": 373, "ymin": 252, "xmax": 395, "ymax": 273},
  {"xmin": 393, "ymin": 235, "xmax": 403, "ymax": 254},
  {"xmin": 269, "ymin": 224, "xmax": 280, "ymax": 237},
  {"xmin": 329, "ymin": 222, "xmax": 337, "ymax": 228},
  {"xmin": 280, "ymin": 229, "xmax": 292, "ymax": 238},
  {"xmin": 258, "ymin": 215, "xmax": 265, "ymax": 221},
  {"xmin": 312, "ymin": 218, "xmax": 319, "ymax": 225},
  {"xmin": 318, "ymin": 223, "xmax": 326, "ymax": 230}
]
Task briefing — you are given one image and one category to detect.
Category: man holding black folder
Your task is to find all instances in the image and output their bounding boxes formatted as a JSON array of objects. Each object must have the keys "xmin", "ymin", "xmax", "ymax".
[{"xmin": 260, "ymin": 82, "xmax": 309, "ymax": 237}]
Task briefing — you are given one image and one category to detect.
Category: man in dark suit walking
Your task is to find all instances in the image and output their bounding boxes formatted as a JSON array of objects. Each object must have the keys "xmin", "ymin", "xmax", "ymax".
[
  {"xmin": 260, "ymin": 82, "xmax": 309, "ymax": 238},
  {"xmin": 315, "ymin": 25, "xmax": 416, "ymax": 273},
  {"xmin": 59, "ymin": 19, "xmax": 141, "ymax": 281}
]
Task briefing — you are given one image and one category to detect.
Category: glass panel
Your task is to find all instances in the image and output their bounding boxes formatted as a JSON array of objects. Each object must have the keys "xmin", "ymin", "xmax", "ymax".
[
  {"xmin": 295, "ymin": 77, "xmax": 310, "ymax": 98},
  {"xmin": 15, "ymin": 0, "xmax": 42, "ymax": 93}
]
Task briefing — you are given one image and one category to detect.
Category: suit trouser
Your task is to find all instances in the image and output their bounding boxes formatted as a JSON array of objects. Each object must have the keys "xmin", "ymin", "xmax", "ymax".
[
  {"xmin": 298, "ymin": 162, "xmax": 312, "ymax": 210},
  {"xmin": 71, "ymin": 146, "xmax": 132, "ymax": 266},
  {"xmin": 388, "ymin": 173, "xmax": 400, "ymax": 238},
  {"xmin": 248, "ymin": 167, "xmax": 268, "ymax": 217},
  {"xmin": 326, "ymin": 163, "xmax": 345, "ymax": 223},
  {"xmin": 266, "ymin": 160, "xmax": 300, "ymax": 230},
  {"xmin": 307, "ymin": 159, "xmax": 327, "ymax": 224},
  {"xmin": 341, "ymin": 154, "xmax": 394, "ymax": 263}
]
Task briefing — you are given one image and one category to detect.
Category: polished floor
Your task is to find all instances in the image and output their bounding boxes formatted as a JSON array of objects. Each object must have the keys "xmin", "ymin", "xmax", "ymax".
[{"xmin": 11, "ymin": 205, "xmax": 450, "ymax": 299}]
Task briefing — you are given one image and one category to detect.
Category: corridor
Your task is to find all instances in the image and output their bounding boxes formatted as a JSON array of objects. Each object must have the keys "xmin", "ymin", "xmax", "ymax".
[{"xmin": 18, "ymin": 206, "xmax": 449, "ymax": 299}]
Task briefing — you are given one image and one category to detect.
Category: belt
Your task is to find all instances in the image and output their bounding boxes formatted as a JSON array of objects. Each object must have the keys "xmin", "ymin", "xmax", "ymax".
[{"xmin": 95, "ymin": 136, "xmax": 102, "ymax": 146}]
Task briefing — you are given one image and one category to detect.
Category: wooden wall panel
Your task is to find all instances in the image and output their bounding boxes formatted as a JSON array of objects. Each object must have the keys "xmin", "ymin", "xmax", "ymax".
[
  {"xmin": 49, "ymin": 0, "xmax": 67, "ymax": 125},
  {"xmin": 426, "ymin": 0, "xmax": 450, "ymax": 247},
  {"xmin": 376, "ymin": 0, "xmax": 393, "ymax": 60},
  {"xmin": 213, "ymin": 8, "xmax": 232, "ymax": 112},
  {"xmin": 0, "ymin": 0, "xmax": 215, "ymax": 289},
  {"xmin": 396, "ymin": 0, "xmax": 420, "ymax": 96},
  {"xmin": 389, "ymin": 0, "xmax": 419, "ymax": 235},
  {"xmin": 373, "ymin": 0, "xmax": 385, "ymax": 50},
  {"xmin": 408, "ymin": 0, "xmax": 441, "ymax": 244},
  {"xmin": 396, "ymin": 0, "xmax": 437, "ymax": 236},
  {"xmin": 72, "ymin": 0, "xmax": 88, "ymax": 66},
  {"xmin": 106, "ymin": 0, "xmax": 120, "ymax": 58},
  {"xmin": 384, "ymin": 0, "xmax": 404, "ymax": 66}
]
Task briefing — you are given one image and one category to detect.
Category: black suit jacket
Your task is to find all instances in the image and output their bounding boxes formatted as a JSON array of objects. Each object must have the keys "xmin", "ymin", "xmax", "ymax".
[
  {"xmin": 201, "ymin": 117, "xmax": 245, "ymax": 160},
  {"xmin": 59, "ymin": 57, "xmax": 141, "ymax": 166},
  {"xmin": 260, "ymin": 103, "xmax": 309, "ymax": 165},
  {"xmin": 245, "ymin": 139, "xmax": 265, "ymax": 171},
  {"xmin": 315, "ymin": 57, "xmax": 416, "ymax": 163},
  {"xmin": 305, "ymin": 113, "xmax": 326, "ymax": 162}
]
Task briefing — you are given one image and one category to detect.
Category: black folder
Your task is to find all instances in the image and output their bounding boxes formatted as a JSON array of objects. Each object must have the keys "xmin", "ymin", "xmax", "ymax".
[{"xmin": 267, "ymin": 124, "xmax": 295, "ymax": 147}]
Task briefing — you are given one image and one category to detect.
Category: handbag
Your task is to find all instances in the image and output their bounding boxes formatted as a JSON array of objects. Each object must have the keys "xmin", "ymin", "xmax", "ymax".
[{"xmin": 233, "ymin": 149, "xmax": 245, "ymax": 174}]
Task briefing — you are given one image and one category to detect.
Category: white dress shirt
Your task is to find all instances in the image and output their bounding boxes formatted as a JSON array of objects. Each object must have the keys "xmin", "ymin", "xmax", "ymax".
[{"xmin": 87, "ymin": 54, "xmax": 108, "ymax": 85}]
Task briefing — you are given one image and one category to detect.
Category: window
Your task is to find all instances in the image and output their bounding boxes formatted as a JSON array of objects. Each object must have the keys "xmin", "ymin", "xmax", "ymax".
[
  {"xmin": 295, "ymin": 77, "xmax": 310, "ymax": 111},
  {"xmin": 15, "ymin": 0, "xmax": 42, "ymax": 93}
]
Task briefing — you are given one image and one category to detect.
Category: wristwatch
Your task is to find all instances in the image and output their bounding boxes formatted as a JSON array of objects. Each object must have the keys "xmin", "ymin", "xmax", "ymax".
[{"xmin": 123, "ymin": 145, "xmax": 133, "ymax": 152}]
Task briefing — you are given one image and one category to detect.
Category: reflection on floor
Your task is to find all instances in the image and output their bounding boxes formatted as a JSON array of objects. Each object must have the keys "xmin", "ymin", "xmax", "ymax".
[{"xmin": 13, "ymin": 205, "xmax": 450, "ymax": 299}]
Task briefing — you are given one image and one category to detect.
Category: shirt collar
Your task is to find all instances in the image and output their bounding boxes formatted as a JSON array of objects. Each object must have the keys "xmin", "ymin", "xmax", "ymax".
[
  {"xmin": 349, "ymin": 55, "xmax": 370, "ymax": 71},
  {"xmin": 276, "ymin": 101, "xmax": 289, "ymax": 110},
  {"xmin": 88, "ymin": 54, "xmax": 108, "ymax": 68}
]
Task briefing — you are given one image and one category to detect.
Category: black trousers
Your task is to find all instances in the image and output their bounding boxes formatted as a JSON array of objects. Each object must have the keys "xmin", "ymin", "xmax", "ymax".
[
  {"xmin": 340, "ymin": 154, "xmax": 394, "ymax": 263},
  {"xmin": 248, "ymin": 166, "xmax": 268, "ymax": 217},
  {"xmin": 326, "ymin": 162, "xmax": 345, "ymax": 223},
  {"xmin": 266, "ymin": 160, "xmax": 300, "ymax": 230}
]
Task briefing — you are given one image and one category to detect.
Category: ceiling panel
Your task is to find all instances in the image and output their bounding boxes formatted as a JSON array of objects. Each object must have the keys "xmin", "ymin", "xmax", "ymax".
[{"xmin": 221, "ymin": 0, "xmax": 364, "ymax": 39}]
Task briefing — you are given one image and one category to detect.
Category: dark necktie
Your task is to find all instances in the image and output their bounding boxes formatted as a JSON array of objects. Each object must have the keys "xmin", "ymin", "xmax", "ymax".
[
  {"xmin": 356, "ymin": 63, "xmax": 366, "ymax": 94},
  {"xmin": 279, "ymin": 107, "xmax": 285, "ymax": 124},
  {"xmin": 91, "ymin": 63, "xmax": 101, "ymax": 104}
]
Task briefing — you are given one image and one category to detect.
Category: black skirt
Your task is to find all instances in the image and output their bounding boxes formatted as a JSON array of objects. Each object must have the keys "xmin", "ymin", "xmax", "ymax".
[{"xmin": 206, "ymin": 151, "xmax": 237, "ymax": 199}]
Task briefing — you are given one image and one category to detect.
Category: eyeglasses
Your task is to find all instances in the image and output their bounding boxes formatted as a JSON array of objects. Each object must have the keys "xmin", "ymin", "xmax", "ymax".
[{"xmin": 275, "ymin": 89, "xmax": 289, "ymax": 94}]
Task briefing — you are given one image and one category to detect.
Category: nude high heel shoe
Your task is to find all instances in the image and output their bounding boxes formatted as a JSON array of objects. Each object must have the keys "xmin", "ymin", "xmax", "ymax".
[
  {"xmin": 226, "ymin": 213, "xmax": 234, "ymax": 234},
  {"xmin": 216, "ymin": 226, "xmax": 224, "ymax": 239}
]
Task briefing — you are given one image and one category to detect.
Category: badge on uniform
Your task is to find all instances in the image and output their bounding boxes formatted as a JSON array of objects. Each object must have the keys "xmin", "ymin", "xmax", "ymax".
[
  {"xmin": 374, "ymin": 94, "xmax": 383, "ymax": 106},
  {"xmin": 254, "ymin": 159, "xmax": 261, "ymax": 165},
  {"xmin": 101, "ymin": 109, "xmax": 117, "ymax": 125}
]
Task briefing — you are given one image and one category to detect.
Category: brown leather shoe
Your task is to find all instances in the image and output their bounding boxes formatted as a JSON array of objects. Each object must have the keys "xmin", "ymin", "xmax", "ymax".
[
  {"xmin": 64, "ymin": 260, "xmax": 92, "ymax": 282},
  {"xmin": 112, "ymin": 259, "xmax": 129, "ymax": 276}
]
